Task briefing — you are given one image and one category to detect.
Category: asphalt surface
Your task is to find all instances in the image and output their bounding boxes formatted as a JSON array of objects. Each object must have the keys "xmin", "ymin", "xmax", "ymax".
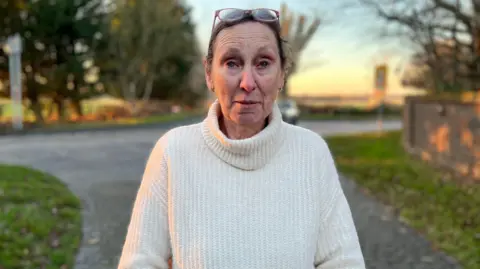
[{"xmin": 0, "ymin": 119, "xmax": 461, "ymax": 269}]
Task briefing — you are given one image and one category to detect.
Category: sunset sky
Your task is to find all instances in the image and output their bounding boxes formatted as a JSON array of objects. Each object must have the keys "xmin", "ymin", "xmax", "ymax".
[{"xmin": 186, "ymin": 0, "xmax": 424, "ymax": 96}]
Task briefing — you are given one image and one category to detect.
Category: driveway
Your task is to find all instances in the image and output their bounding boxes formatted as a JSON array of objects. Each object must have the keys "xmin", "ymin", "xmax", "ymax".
[{"xmin": 0, "ymin": 119, "xmax": 459, "ymax": 268}]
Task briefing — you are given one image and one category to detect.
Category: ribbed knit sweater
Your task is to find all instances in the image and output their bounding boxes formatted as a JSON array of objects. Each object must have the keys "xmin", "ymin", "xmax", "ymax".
[{"xmin": 118, "ymin": 100, "xmax": 366, "ymax": 269}]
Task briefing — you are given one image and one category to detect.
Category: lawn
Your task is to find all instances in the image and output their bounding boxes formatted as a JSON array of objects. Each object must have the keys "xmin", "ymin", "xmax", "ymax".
[
  {"xmin": 0, "ymin": 164, "xmax": 82, "ymax": 269},
  {"xmin": 40, "ymin": 111, "xmax": 203, "ymax": 131},
  {"xmin": 300, "ymin": 113, "xmax": 401, "ymax": 121},
  {"xmin": 325, "ymin": 131, "xmax": 480, "ymax": 269},
  {"xmin": 0, "ymin": 111, "xmax": 203, "ymax": 135}
]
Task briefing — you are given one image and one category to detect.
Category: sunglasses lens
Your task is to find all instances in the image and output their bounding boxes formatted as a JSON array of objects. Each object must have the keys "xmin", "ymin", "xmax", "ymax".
[
  {"xmin": 218, "ymin": 9, "xmax": 245, "ymax": 21},
  {"xmin": 252, "ymin": 9, "xmax": 278, "ymax": 21}
]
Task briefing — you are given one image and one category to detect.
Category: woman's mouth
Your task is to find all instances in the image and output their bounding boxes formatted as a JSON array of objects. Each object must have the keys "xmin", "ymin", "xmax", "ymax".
[
  {"xmin": 235, "ymin": 100, "xmax": 259, "ymax": 105},
  {"xmin": 234, "ymin": 100, "xmax": 260, "ymax": 110}
]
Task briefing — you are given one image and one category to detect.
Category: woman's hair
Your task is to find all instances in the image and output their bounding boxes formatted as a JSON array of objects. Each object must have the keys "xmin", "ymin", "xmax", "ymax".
[{"xmin": 205, "ymin": 15, "xmax": 292, "ymax": 75}]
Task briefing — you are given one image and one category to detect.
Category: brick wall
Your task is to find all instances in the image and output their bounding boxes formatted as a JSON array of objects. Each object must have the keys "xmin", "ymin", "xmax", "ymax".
[{"xmin": 403, "ymin": 96, "xmax": 480, "ymax": 181}]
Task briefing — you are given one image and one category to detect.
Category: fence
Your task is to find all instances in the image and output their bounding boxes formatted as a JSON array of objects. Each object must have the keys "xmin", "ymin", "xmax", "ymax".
[{"xmin": 403, "ymin": 96, "xmax": 480, "ymax": 181}]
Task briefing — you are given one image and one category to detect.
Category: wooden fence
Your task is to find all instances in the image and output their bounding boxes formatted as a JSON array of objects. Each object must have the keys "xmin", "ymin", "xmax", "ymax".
[{"xmin": 403, "ymin": 96, "xmax": 480, "ymax": 181}]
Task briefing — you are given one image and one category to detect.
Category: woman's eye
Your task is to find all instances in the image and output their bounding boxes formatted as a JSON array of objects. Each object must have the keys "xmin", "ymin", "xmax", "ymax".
[
  {"xmin": 257, "ymin": 60, "xmax": 270, "ymax": 68},
  {"xmin": 226, "ymin": 61, "xmax": 238, "ymax": 68}
]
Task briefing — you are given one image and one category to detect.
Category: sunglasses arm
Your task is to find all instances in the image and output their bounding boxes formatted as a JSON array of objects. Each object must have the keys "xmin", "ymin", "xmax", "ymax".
[{"xmin": 211, "ymin": 10, "xmax": 221, "ymax": 32}]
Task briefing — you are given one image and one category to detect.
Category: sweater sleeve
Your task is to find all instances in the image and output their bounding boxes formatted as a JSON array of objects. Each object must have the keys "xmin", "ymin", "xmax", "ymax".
[
  {"xmin": 117, "ymin": 134, "xmax": 172, "ymax": 269},
  {"xmin": 313, "ymin": 142, "xmax": 366, "ymax": 269}
]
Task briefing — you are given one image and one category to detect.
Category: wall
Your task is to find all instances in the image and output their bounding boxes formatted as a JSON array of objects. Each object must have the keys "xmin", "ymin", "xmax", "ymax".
[{"xmin": 403, "ymin": 96, "xmax": 480, "ymax": 181}]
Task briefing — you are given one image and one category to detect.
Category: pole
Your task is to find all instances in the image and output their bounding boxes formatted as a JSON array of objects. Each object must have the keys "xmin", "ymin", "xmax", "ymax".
[
  {"xmin": 374, "ymin": 63, "xmax": 388, "ymax": 132},
  {"xmin": 377, "ymin": 96, "xmax": 384, "ymax": 131},
  {"xmin": 6, "ymin": 34, "xmax": 23, "ymax": 131}
]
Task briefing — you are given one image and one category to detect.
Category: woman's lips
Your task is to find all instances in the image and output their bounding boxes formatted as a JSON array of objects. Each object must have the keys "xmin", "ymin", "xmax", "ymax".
[
  {"xmin": 235, "ymin": 100, "xmax": 259, "ymax": 104},
  {"xmin": 235, "ymin": 101, "xmax": 260, "ymax": 109}
]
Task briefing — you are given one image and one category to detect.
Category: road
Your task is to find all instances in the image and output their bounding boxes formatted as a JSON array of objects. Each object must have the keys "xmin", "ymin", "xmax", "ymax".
[{"xmin": 0, "ymin": 119, "xmax": 459, "ymax": 269}]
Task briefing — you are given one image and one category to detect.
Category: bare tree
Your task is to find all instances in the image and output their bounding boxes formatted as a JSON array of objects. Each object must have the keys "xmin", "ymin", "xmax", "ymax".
[
  {"xmin": 357, "ymin": 0, "xmax": 479, "ymax": 94},
  {"xmin": 280, "ymin": 2, "xmax": 322, "ymax": 97},
  {"xmin": 107, "ymin": 0, "xmax": 193, "ymax": 113}
]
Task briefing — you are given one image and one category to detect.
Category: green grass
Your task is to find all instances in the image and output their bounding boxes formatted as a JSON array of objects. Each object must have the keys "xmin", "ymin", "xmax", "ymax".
[
  {"xmin": 42, "ymin": 111, "xmax": 203, "ymax": 130},
  {"xmin": 300, "ymin": 113, "xmax": 401, "ymax": 121},
  {"xmin": 0, "ymin": 111, "xmax": 204, "ymax": 135},
  {"xmin": 325, "ymin": 131, "xmax": 480, "ymax": 269},
  {"xmin": 0, "ymin": 164, "xmax": 82, "ymax": 269}
]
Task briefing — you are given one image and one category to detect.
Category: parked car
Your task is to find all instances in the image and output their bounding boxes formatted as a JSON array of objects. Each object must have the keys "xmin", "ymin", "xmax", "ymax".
[{"xmin": 278, "ymin": 99, "xmax": 300, "ymax": 125}]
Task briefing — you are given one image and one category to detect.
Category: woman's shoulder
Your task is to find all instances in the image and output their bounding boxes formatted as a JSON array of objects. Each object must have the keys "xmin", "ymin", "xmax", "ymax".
[
  {"xmin": 282, "ymin": 123, "xmax": 332, "ymax": 155},
  {"xmin": 151, "ymin": 122, "xmax": 203, "ymax": 155}
]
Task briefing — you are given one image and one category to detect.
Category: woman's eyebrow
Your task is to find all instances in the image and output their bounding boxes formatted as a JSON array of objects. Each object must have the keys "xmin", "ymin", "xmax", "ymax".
[
  {"xmin": 257, "ymin": 46, "xmax": 276, "ymax": 55},
  {"xmin": 222, "ymin": 47, "xmax": 241, "ymax": 56}
]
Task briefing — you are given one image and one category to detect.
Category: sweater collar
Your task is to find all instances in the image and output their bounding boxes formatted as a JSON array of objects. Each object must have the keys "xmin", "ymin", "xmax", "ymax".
[{"xmin": 201, "ymin": 99, "xmax": 285, "ymax": 171}]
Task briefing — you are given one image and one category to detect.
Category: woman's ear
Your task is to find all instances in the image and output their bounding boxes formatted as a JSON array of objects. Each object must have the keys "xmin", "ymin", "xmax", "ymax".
[{"xmin": 203, "ymin": 57, "xmax": 213, "ymax": 91}]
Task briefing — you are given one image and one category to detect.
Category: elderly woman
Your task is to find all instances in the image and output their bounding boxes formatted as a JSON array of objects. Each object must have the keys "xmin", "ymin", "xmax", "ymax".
[{"xmin": 118, "ymin": 8, "xmax": 365, "ymax": 269}]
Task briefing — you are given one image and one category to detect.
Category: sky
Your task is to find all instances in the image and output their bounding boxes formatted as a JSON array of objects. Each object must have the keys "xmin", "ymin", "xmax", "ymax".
[{"xmin": 185, "ymin": 0, "xmax": 424, "ymax": 97}]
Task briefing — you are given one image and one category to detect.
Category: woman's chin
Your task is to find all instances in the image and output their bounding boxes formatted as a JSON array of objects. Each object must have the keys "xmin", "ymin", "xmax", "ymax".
[{"xmin": 231, "ymin": 113, "xmax": 264, "ymax": 126}]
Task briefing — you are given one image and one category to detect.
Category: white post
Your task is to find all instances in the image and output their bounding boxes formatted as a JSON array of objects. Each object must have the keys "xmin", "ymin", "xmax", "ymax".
[
  {"xmin": 374, "ymin": 63, "xmax": 388, "ymax": 133},
  {"xmin": 6, "ymin": 34, "xmax": 23, "ymax": 131}
]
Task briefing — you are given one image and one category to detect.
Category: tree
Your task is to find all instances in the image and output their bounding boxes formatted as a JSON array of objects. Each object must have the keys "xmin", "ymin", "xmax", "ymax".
[
  {"xmin": 401, "ymin": 39, "xmax": 472, "ymax": 92},
  {"xmin": 279, "ymin": 2, "xmax": 322, "ymax": 97},
  {"xmin": 147, "ymin": 4, "xmax": 205, "ymax": 105},
  {"xmin": 0, "ymin": 0, "xmax": 51, "ymax": 122},
  {"xmin": 37, "ymin": 0, "xmax": 107, "ymax": 119},
  {"xmin": 104, "ymin": 0, "xmax": 199, "ymax": 113},
  {"xmin": 0, "ymin": 0, "xmax": 107, "ymax": 122},
  {"xmin": 357, "ymin": 0, "xmax": 479, "ymax": 94}
]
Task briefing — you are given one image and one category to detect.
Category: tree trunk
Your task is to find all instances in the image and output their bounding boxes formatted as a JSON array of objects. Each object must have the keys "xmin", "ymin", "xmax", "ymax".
[
  {"xmin": 71, "ymin": 99, "xmax": 84, "ymax": 118},
  {"xmin": 472, "ymin": 2, "xmax": 480, "ymax": 91},
  {"xmin": 47, "ymin": 101, "xmax": 56, "ymax": 118},
  {"xmin": 129, "ymin": 82, "xmax": 136, "ymax": 113},
  {"xmin": 131, "ymin": 76, "xmax": 155, "ymax": 116},
  {"xmin": 54, "ymin": 97, "xmax": 67, "ymax": 122},
  {"xmin": 25, "ymin": 78, "xmax": 44, "ymax": 124},
  {"xmin": 141, "ymin": 76, "xmax": 154, "ymax": 102},
  {"xmin": 121, "ymin": 78, "xmax": 137, "ymax": 109},
  {"xmin": 30, "ymin": 101, "xmax": 44, "ymax": 125}
]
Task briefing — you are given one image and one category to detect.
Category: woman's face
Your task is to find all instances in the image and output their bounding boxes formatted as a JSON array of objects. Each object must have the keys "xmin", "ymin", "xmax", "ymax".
[{"xmin": 205, "ymin": 21, "xmax": 285, "ymax": 126}]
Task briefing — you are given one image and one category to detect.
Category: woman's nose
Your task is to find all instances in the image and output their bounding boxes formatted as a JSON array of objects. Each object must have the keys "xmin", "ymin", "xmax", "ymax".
[{"xmin": 239, "ymin": 68, "xmax": 256, "ymax": 92}]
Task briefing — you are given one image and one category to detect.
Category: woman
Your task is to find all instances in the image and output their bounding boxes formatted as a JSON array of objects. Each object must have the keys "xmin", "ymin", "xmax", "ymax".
[{"xmin": 118, "ymin": 8, "xmax": 366, "ymax": 269}]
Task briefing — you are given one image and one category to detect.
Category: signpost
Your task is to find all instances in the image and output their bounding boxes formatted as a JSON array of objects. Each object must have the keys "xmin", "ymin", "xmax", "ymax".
[
  {"xmin": 5, "ymin": 34, "xmax": 23, "ymax": 131},
  {"xmin": 374, "ymin": 64, "xmax": 388, "ymax": 131}
]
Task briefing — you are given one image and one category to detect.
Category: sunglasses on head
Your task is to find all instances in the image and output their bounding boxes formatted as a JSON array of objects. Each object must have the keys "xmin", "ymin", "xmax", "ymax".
[{"xmin": 211, "ymin": 8, "xmax": 280, "ymax": 32}]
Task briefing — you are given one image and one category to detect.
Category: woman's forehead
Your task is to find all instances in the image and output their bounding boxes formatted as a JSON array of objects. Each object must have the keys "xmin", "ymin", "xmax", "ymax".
[
  {"xmin": 217, "ymin": 46, "xmax": 276, "ymax": 56},
  {"xmin": 214, "ymin": 23, "xmax": 278, "ymax": 53}
]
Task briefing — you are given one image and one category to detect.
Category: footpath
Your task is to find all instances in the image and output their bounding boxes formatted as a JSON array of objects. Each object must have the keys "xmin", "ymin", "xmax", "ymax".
[{"xmin": 0, "ymin": 119, "xmax": 459, "ymax": 269}]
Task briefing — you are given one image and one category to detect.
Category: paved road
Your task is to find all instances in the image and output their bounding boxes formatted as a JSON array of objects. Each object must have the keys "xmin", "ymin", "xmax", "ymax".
[{"xmin": 0, "ymin": 119, "xmax": 460, "ymax": 269}]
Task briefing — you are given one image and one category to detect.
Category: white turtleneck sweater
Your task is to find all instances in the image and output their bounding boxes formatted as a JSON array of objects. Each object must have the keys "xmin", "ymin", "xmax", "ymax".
[{"xmin": 118, "ymin": 100, "xmax": 366, "ymax": 269}]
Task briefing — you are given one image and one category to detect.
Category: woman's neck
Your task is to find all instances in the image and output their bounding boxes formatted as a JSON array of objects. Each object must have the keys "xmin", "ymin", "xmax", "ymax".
[
  {"xmin": 200, "ymin": 99, "xmax": 285, "ymax": 170},
  {"xmin": 219, "ymin": 116, "xmax": 268, "ymax": 140}
]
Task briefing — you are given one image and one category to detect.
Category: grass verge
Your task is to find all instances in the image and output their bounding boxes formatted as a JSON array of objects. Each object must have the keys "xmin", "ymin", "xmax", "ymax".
[
  {"xmin": 325, "ymin": 131, "xmax": 479, "ymax": 269},
  {"xmin": 0, "ymin": 111, "xmax": 204, "ymax": 135},
  {"xmin": 300, "ymin": 113, "xmax": 401, "ymax": 121},
  {"xmin": 0, "ymin": 164, "xmax": 82, "ymax": 269},
  {"xmin": 43, "ymin": 111, "xmax": 203, "ymax": 131}
]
